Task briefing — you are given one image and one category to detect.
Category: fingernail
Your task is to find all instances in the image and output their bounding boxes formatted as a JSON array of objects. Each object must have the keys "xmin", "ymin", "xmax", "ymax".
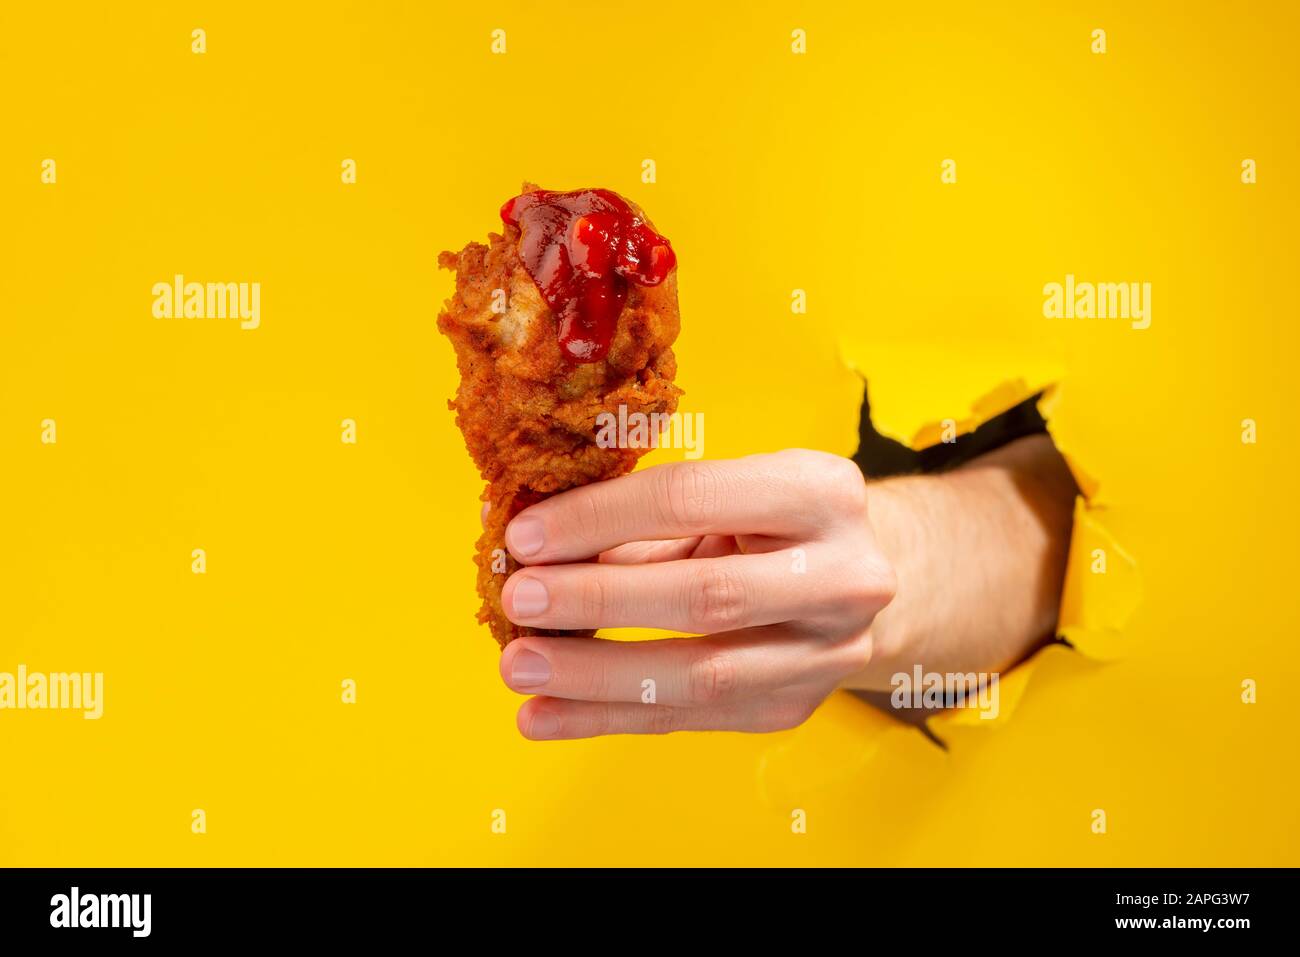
[
  {"xmin": 507, "ymin": 516, "xmax": 545, "ymax": 557},
  {"xmin": 510, "ymin": 577, "xmax": 549, "ymax": 618},
  {"xmin": 529, "ymin": 710, "xmax": 561, "ymax": 739},
  {"xmin": 510, "ymin": 649, "xmax": 551, "ymax": 687}
]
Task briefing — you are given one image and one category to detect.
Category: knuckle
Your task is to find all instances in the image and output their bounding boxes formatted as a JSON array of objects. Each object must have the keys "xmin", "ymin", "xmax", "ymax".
[
  {"xmin": 775, "ymin": 447, "xmax": 822, "ymax": 470},
  {"xmin": 854, "ymin": 551, "xmax": 897, "ymax": 610},
  {"xmin": 573, "ymin": 492, "xmax": 607, "ymax": 547},
  {"xmin": 577, "ymin": 570, "xmax": 610, "ymax": 622},
  {"xmin": 826, "ymin": 630, "xmax": 875, "ymax": 679},
  {"xmin": 826, "ymin": 559, "xmax": 895, "ymax": 631},
  {"xmin": 770, "ymin": 448, "xmax": 820, "ymax": 491},
  {"xmin": 648, "ymin": 705, "xmax": 680, "ymax": 735},
  {"xmin": 660, "ymin": 462, "xmax": 722, "ymax": 531},
  {"xmin": 846, "ymin": 631, "xmax": 875, "ymax": 674},
  {"xmin": 686, "ymin": 566, "xmax": 749, "ymax": 633},
  {"xmin": 758, "ymin": 699, "xmax": 817, "ymax": 733},
  {"xmin": 874, "ymin": 558, "xmax": 899, "ymax": 608},
  {"xmin": 589, "ymin": 702, "xmax": 615, "ymax": 736},
  {"xmin": 867, "ymin": 612, "xmax": 907, "ymax": 666},
  {"xmin": 779, "ymin": 450, "xmax": 867, "ymax": 519},
  {"xmin": 687, "ymin": 650, "xmax": 739, "ymax": 706},
  {"xmin": 821, "ymin": 454, "xmax": 869, "ymax": 514}
]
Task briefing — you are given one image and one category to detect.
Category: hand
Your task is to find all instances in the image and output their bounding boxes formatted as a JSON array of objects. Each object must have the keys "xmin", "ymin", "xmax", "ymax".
[{"xmin": 496, "ymin": 450, "xmax": 897, "ymax": 739}]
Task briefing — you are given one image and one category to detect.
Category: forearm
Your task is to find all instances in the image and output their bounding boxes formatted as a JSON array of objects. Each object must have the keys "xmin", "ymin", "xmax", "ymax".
[{"xmin": 844, "ymin": 434, "xmax": 1078, "ymax": 689}]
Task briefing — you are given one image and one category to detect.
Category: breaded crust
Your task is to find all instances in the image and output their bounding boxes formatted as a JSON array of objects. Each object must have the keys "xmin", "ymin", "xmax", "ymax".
[{"xmin": 437, "ymin": 196, "xmax": 682, "ymax": 646}]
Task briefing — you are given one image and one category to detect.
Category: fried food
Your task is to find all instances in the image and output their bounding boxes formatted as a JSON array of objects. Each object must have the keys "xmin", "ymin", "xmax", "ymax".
[{"xmin": 437, "ymin": 185, "xmax": 682, "ymax": 647}]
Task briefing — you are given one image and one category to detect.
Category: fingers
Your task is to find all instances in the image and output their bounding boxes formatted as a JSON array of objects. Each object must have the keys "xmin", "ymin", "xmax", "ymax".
[
  {"xmin": 597, "ymin": 534, "xmax": 738, "ymax": 565},
  {"xmin": 503, "ymin": 628, "xmax": 875, "ymax": 737},
  {"xmin": 504, "ymin": 450, "xmax": 867, "ymax": 564},
  {"xmin": 516, "ymin": 695, "xmax": 817, "ymax": 739},
  {"xmin": 501, "ymin": 549, "xmax": 857, "ymax": 633},
  {"xmin": 685, "ymin": 535, "xmax": 742, "ymax": 559},
  {"xmin": 499, "ymin": 628, "xmax": 861, "ymax": 707},
  {"xmin": 598, "ymin": 537, "xmax": 703, "ymax": 565}
]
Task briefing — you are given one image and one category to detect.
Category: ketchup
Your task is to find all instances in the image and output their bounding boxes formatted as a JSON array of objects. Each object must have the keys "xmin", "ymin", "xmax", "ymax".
[{"xmin": 500, "ymin": 188, "xmax": 676, "ymax": 362}]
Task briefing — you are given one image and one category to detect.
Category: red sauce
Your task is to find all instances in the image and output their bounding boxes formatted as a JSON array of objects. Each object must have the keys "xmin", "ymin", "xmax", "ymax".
[{"xmin": 500, "ymin": 188, "xmax": 676, "ymax": 362}]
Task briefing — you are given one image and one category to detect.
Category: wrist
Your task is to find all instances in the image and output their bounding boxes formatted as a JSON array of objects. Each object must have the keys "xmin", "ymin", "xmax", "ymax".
[
  {"xmin": 844, "ymin": 435, "xmax": 1077, "ymax": 692},
  {"xmin": 848, "ymin": 473, "xmax": 955, "ymax": 687}
]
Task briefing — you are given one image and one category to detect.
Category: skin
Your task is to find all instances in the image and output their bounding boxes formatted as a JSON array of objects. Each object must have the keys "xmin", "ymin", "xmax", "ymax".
[{"xmin": 494, "ymin": 435, "xmax": 1078, "ymax": 739}]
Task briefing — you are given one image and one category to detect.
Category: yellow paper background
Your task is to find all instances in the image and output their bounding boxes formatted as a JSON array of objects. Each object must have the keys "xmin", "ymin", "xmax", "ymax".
[{"xmin": 1, "ymin": 1, "xmax": 1296, "ymax": 865}]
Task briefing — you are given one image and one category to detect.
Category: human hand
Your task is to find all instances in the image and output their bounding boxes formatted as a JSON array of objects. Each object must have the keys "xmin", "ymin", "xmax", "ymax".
[{"xmin": 495, "ymin": 450, "xmax": 896, "ymax": 739}]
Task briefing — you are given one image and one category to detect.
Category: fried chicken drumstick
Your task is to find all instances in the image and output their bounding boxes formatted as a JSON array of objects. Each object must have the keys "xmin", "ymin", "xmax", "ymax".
[{"xmin": 437, "ymin": 185, "xmax": 682, "ymax": 647}]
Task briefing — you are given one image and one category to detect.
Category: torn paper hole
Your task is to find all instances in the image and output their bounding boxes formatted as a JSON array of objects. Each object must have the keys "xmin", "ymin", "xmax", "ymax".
[
  {"xmin": 924, "ymin": 381, "xmax": 1140, "ymax": 732},
  {"xmin": 757, "ymin": 375, "xmax": 1142, "ymax": 805}
]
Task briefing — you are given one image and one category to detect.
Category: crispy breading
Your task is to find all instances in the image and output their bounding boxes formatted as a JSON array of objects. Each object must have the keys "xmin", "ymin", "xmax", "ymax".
[{"xmin": 437, "ymin": 191, "xmax": 682, "ymax": 647}]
